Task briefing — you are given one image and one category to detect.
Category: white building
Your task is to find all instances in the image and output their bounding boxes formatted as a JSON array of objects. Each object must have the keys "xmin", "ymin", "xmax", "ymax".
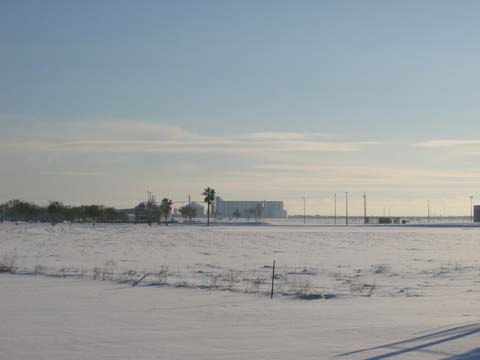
[{"xmin": 214, "ymin": 197, "xmax": 287, "ymax": 219}]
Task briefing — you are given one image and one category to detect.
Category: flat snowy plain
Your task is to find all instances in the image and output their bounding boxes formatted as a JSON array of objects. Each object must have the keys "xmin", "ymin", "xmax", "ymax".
[{"xmin": 1, "ymin": 222, "xmax": 480, "ymax": 359}]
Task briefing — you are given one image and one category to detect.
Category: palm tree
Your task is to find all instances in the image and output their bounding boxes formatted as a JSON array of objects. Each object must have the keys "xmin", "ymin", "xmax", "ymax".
[
  {"xmin": 202, "ymin": 187, "xmax": 216, "ymax": 226},
  {"xmin": 160, "ymin": 198, "xmax": 173, "ymax": 226}
]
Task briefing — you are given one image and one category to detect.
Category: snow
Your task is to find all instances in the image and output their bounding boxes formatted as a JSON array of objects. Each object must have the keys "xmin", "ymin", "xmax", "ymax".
[
  {"xmin": 1, "ymin": 275, "xmax": 480, "ymax": 359},
  {"xmin": 3, "ymin": 223, "xmax": 480, "ymax": 298},
  {"xmin": 1, "ymin": 223, "xmax": 480, "ymax": 358}
]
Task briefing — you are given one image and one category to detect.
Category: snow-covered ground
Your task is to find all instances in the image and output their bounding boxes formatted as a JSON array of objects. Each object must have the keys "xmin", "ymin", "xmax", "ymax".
[
  {"xmin": 3, "ymin": 222, "xmax": 480, "ymax": 298},
  {"xmin": 1, "ymin": 223, "xmax": 480, "ymax": 358},
  {"xmin": 1, "ymin": 275, "xmax": 480, "ymax": 359}
]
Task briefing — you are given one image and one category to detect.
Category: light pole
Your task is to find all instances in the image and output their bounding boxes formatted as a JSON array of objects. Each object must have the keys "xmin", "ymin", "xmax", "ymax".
[
  {"xmin": 363, "ymin": 192, "xmax": 367, "ymax": 224},
  {"xmin": 334, "ymin": 193, "xmax": 337, "ymax": 225},
  {"xmin": 470, "ymin": 195, "xmax": 474, "ymax": 223},
  {"xmin": 427, "ymin": 200, "xmax": 430, "ymax": 224},
  {"xmin": 345, "ymin": 192, "xmax": 349, "ymax": 226},
  {"xmin": 303, "ymin": 196, "xmax": 306, "ymax": 224}
]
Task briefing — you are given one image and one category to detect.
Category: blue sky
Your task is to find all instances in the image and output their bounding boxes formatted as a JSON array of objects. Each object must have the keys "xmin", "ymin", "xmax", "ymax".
[{"xmin": 2, "ymin": 0, "xmax": 480, "ymax": 215}]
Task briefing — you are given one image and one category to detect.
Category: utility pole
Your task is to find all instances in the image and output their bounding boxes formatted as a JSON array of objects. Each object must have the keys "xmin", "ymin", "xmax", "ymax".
[
  {"xmin": 334, "ymin": 193, "xmax": 337, "ymax": 225},
  {"xmin": 427, "ymin": 200, "xmax": 430, "ymax": 224},
  {"xmin": 363, "ymin": 192, "xmax": 367, "ymax": 225},
  {"xmin": 345, "ymin": 192, "xmax": 349, "ymax": 226},
  {"xmin": 470, "ymin": 195, "xmax": 474, "ymax": 223},
  {"xmin": 303, "ymin": 196, "xmax": 306, "ymax": 224}
]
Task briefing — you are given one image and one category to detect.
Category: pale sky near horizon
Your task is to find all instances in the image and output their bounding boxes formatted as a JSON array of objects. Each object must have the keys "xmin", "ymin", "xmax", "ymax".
[{"xmin": 2, "ymin": 0, "xmax": 480, "ymax": 216}]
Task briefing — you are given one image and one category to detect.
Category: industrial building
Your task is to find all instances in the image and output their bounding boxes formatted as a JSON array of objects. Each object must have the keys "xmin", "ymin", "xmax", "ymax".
[
  {"xmin": 474, "ymin": 205, "xmax": 480, "ymax": 222},
  {"xmin": 214, "ymin": 197, "xmax": 287, "ymax": 219}
]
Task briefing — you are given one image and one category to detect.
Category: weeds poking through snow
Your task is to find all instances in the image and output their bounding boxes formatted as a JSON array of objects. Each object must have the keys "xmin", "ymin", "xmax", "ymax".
[
  {"xmin": 0, "ymin": 253, "xmax": 16, "ymax": 273},
  {"xmin": 156, "ymin": 266, "xmax": 169, "ymax": 284},
  {"xmin": 224, "ymin": 270, "xmax": 239, "ymax": 290},
  {"xmin": 174, "ymin": 274, "xmax": 188, "ymax": 288},
  {"xmin": 34, "ymin": 264, "xmax": 47, "ymax": 275},
  {"xmin": 92, "ymin": 267, "xmax": 101, "ymax": 280},
  {"xmin": 366, "ymin": 284, "xmax": 376, "ymax": 297},
  {"xmin": 371, "ymin": 264, "xmax": 390, "ymax": 274},
  {"xmin": 291, "ymin": 279, "xmax": 313, "ymax": 297},
  {"xmin": 102, "ymin": 258, "xmax": 116, "ymax": 281},
  {"xmin": 117, "ymin": 269, "xmax": 138, "ymax": 283},
  {"xmin": 209, "ymin": 275, "xmax": 219, "ymax": 290},
  {"xmin": 1, "ymin": 250, "xmax": 334, "ymax": 300},
  {"xmin": 250, "ymin": 277, "xmax": 264, "ymax": 293},
  {"xmin": 287, "ymin": 278, "xmax": 324, "ymax": 299}
]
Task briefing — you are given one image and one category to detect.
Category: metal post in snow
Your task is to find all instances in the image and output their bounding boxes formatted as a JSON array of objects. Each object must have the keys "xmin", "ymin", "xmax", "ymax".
[{"xmin": 270, "ymin": 260, "xmax": 276, "ymax": 299}]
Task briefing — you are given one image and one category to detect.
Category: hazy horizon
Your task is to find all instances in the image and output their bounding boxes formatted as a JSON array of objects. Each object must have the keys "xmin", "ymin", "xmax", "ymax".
[{"xmin": 3, "ymin": 0, "xmax": 480, "ymax": 216}]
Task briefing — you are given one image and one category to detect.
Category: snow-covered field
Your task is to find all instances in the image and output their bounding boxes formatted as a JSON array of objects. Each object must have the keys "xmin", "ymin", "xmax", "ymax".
[
  {"xmin": 1, "ymin": 223, "xmax": 480, "ymax": 358},
  {"xmin": 3, "ymin": 222, "xmax": 480, "ymax": 298}
]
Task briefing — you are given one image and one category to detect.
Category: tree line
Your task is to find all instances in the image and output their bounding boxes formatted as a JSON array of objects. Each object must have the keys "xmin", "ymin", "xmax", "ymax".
[
  {"xmin": 139, "ymin": 187, "xmax": 216, "ymax": 226},
  {"xmin": 1, "ymin": 187, "xmax": 218, "ymax": 226},
  {"xmin": 0, "ymin": 199, "xmax": 128, "ymax": 225}
]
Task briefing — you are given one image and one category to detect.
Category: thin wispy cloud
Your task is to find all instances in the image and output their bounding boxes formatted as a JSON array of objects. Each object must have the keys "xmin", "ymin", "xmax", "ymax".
[
  {"xmin": 0, "ymin": 120, "xmax": 381, "ymax": 154},
  {"xmin": 413, "ymin": 139, "xmax": 480, "ymax": 148},
  {"xmin": 253, "ymin": 132, "xmax": 312, "ymax": 140},
  {"xmin": 86, "ymin": 121, "xmax": 188, "ymax": 140},
  {"xmin": 39, "ymin": 171, "xmax": 109, "ymax": 177},
  {"xmin": 256, "ymin": 162, "xmax": 480, "ymax": 180}
]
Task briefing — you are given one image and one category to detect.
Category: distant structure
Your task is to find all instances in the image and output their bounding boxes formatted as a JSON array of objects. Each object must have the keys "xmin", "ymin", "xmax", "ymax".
[
  {"xmin": 365, "ymin": 216, "xmax": 403, "ymax": 224},
  {"xmin": 215, "ymin": 197, "xmax": 287, "ymax": 219},
  {"xmin": 134, "ymin": 199, "xmax": 157, "ymax": 223},
  {"xmin": 474, "ymin": 205, "xmax": 480, "ymax": 222},
  {"xmin": 189, "ymin": 202, "xmax": 205, "ymax": 217}
]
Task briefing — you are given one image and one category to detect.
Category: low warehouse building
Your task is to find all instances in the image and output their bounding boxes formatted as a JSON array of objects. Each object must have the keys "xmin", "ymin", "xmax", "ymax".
[{"xmin": 474, "ymin": 205, "xmax": 480, "ymax": 222}]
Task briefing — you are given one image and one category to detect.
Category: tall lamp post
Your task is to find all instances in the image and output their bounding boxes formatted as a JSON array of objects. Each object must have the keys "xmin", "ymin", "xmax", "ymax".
[
  {"xmin": 363, "ymin": 192, "xmax": 367, "ymax": 225},
  {"xmin": 334, "ymin": 193, "xmax": 337, "ymax": 225},
  {"xmin": 427, "ymin": 200, "xmax": 430, "ymax": 224},
  {"xmin": 470, "ymin": 195, "xmax": 474, "ymax": 223},
  {"xmin": 345, "ymin": 192, "xmax": 349, "ymax": 227},
  {"xmin": 302, "ymin": 196, "xmax": 306, "ymax": 224}
]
